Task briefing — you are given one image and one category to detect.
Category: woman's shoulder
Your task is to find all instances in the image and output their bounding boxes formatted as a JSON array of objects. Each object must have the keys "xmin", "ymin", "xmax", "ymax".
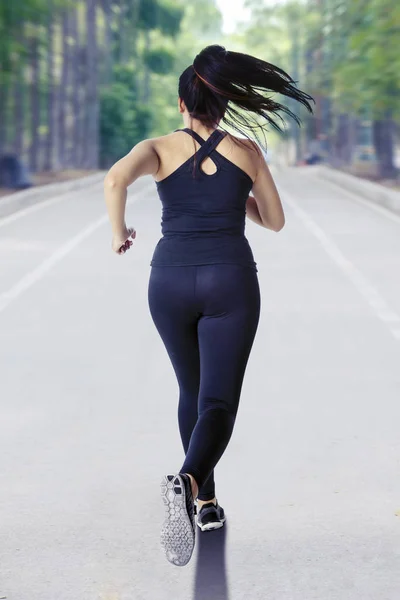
[
  {"xmin": 148, "ymin": 130, "xmax": 185, "ymax": 153},
  {"xmin": 149, "ymin": 130, "xmax": 185, "ymax": 142},
  {"xmin": 227, "ymin": 132, "xmax": 260, "ymax": 151},
  {"xmin": 221, "ymin": 132, "xmax": 262, "ymax": 164}
]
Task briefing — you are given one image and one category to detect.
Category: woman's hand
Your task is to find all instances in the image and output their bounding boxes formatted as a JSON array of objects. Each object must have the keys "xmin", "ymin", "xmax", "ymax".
[{"xmin": 112, "ymin": 226, "xmax": 136, "ymax": 255}]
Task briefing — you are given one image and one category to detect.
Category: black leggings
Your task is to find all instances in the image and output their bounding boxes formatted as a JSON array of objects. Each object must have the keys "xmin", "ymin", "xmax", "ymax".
[{"xmin": 148, "ymin": 264, "xmax": 260, "ymax": 501}]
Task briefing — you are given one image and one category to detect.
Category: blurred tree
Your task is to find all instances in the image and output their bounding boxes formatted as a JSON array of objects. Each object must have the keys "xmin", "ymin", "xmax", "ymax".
[
  {"xmin": 29, "ymin": 22, "xmax": 41, "ymax": 173},
  {"xmin": 84, "ymin": 0, "xmax": 99, "ymax": 169},
  {"xmin": 330, "ymin": 0, "xmax": 400, "ymax": 177},
  {"xmin": 302, "ymin": 0, "xmax": 399, "ymax": 176},
  {"xmin": 97, "ymin": 0, "xmax": 184, "ymax": 163},
  {"xmin": 99, "ymin": 77, "xmax": 152, "ymax": 167},
  {"xmin": 68, "ymin": 5, "xmax": 80, "ymax": 168},
  {"xmin": 0, "ymin": 0, "xmax": 223, "ymax": 177},
  {"xmin": 12, "ymin": 31, "xmax": 25, "ymax": 159},
  {"xmin": 0, "ymin": 2, "xmax": 21, "ymax": 153},
  {"xmin": 239, "ymin": 0, "xmax": 312, "ymax": 160},
  {"xmin": 58, "ymin": 8, "xmax": 70, "ymax": 169},
  {"xmin": 146, "ymin": 0, "xmax": 223, "ymax": 137},
  {"xmin": 43, "ymin": 0, "xmax": 56, "ymax": 171},
  {"xmin": 99, "ymin": 0, "xmax": 113, "ymax": 84}
]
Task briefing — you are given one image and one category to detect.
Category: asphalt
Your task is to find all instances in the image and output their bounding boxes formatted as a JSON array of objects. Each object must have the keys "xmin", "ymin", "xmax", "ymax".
[{"xmin": 0, "ymin": 166, "xmax": 399, "ymax": 600}]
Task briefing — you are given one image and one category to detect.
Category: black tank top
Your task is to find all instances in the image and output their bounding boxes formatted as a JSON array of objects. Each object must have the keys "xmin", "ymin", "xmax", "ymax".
[{"xmin": 150, "ymin": 128, "xmax": 257, "ymax": 271}]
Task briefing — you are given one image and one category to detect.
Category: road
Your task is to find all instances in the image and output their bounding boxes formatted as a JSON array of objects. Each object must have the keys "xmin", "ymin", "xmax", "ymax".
[{"xmin": 1, "ymin": 167, "xmax": 399, "ymax": 600}]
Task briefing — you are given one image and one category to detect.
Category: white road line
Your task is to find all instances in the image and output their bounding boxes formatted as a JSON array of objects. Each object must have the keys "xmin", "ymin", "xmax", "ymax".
[
  {"xmin": 281, "ymin": 187, "xmax": 400, "ymax": 342},
  {"xmin": 0, "ymin": 182, "xmax": 154, "ymax": 315},
  {"xmin": 0, "ymin": 183, "xmax": 102, "ymax": 230},
  {"xmin": 0, "ymin": 214, "xmax": 107, "ymax": 313}
]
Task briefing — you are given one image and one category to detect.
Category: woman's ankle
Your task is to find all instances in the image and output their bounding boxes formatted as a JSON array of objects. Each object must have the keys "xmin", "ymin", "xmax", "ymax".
[
  {"xmin": 185, "ymin": 473, "xmax": 198, "ymax": 499},
  {"xmin": 197, "ymin": 497, "xmax": 217, "ymax": 507}
]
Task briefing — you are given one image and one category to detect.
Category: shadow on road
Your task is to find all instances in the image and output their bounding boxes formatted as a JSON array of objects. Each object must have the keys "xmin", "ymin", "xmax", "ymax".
[{"xmin": 192, "ymin": 522, "xmax": 229, "ymax": 600}]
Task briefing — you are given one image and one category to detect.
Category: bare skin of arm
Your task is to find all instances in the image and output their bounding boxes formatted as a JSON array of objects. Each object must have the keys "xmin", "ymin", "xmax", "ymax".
[
  {"xmin": 104, "ymin": 139, "xmax": 160, "ymax": 253},
  {"xmin": 245, "ymin": 146, "xmax": 285, "ymax": 232}
]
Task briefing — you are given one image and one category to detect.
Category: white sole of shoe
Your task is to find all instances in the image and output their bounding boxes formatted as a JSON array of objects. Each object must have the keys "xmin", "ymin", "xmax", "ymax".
[
  {"xmin": 160, "ymin": 474, "xmax": 195, "ymax": 567},
  {"xmin": 197, "ymin": 515, "xmax": 226, "ymax": 532}
]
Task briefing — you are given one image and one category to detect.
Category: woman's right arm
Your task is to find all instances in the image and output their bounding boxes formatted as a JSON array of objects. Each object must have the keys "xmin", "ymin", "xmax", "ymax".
[{"xmin": 246, "ymin": 149, "xmax": 285, "ymax": 232}]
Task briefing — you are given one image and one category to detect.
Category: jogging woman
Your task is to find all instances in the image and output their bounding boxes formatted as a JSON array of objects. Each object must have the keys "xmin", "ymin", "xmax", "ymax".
[{"xmin": 104, "ymin": 44, "xmax": 313, "ymax": 568}]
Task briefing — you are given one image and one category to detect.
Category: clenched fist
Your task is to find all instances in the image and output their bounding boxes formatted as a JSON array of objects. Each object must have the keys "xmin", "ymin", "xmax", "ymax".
[{"xmin": 112, "ymin": 226, "xmax": 136, "ymax": 255}]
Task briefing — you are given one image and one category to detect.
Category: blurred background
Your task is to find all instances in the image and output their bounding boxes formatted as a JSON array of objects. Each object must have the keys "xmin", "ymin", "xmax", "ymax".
[{"xmin": 0, "ymin": 0, "xmax": 399, "ymax": 191}]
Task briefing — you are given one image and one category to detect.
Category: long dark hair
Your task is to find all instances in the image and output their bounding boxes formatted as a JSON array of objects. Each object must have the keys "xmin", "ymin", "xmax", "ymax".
[{"xmin": 178, "ymin": 44, "xmax": 314, "ymax": 154}]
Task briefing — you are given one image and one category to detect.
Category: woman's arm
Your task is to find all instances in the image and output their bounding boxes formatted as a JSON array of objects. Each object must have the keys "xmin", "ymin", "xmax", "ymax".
[
  {"xmin": 246, "ymin": 148, "xmax": 285, "ymax": 232},
  {"xmin": 245, "ymin": 195, "xmax": 265, "ymax": 227},
  {"xmin": 104, "ymin": 139, "xmax": 160, "ymax": 251}
]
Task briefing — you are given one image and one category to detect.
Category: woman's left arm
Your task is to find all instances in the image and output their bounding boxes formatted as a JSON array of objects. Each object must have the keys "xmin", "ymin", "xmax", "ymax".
[{"xmin": 104, "ymin": 139, "xmax": 160, "ymax": 254}]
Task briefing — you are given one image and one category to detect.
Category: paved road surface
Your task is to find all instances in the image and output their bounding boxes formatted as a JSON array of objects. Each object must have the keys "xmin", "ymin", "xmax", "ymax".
[{"xmin": 1, "ymin": 167, "xmax": 399, "ymax": 600}]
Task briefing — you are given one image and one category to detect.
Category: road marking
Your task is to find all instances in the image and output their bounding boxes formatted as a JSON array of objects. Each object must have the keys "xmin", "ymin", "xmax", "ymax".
[
  {"xmin": 0, "ymin": 175, "xmax": 153, "ymax": 229},
  {"xmin": 0, "ymin": 214, "xmax": 108, "ymax": 313},
  {"xmin": 0, "ymin": 182, "xmax": 104, "ymax": 230},
  {"xmin": 0, "ymin": 182, "xmax": 154, "ymax": 315},
  {"xmin": 281, "ymin": 188, "xmax": 400, "ymax": 342}
]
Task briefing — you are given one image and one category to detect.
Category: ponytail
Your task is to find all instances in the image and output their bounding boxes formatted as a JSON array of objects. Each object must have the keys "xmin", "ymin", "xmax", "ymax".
[{"xmin": 178, "ymin": 44, "xmax": 314, "ymax": 150}]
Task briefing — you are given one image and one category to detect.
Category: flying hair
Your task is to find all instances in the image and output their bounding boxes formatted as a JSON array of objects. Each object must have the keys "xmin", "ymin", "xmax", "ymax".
[{"xmin": 179, "ymin": 44, "xmax": 314, "ymax": 157}]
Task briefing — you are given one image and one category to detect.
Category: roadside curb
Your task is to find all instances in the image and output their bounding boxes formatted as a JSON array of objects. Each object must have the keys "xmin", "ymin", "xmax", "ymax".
[
  {"xmin": 0, "ymin": 172, "xmax": 106, "ymax": 219},
  {"xmin": 314, "ymin": 165, "xmax": 400, "ymax": 215}
]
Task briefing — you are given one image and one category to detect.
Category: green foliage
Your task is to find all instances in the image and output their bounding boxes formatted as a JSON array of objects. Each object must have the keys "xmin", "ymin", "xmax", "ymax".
[
  {"xmin": 113, "ymin": 64, "xmax": 137, "ymax": 88},
  {"xmin": 330, "ymin": 0, "xmax": 400, "ymax": 119},
  {"xmin": 143, "ymin": 47, "xmax": 175, "ymax": 74},
  {"xmin": 138, "ymin": 0, "xmax": 183, "ymax": 36},
  {"xmin": 138, "ymin": 0, "xmax": 225, "ymax": 137},
  {"xmin": 0, "ymin": 0, "xmax": 73, "ymax": 75},
  {"xmin": 182, "ymin": 0, "xmax": 222, "ymax": 38},
  {"xmin": 99, "ymin": 82, "xmax": 152, "ymax": 167},
  {"xmin": 0, "ymin": 0, "xmax": 224, "ymax": 169}
]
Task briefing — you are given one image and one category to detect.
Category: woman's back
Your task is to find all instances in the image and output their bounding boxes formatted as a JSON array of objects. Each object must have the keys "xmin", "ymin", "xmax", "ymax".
[{"xmin": 150, "ymin": 128, "xmax": 259, "ymax": 270}]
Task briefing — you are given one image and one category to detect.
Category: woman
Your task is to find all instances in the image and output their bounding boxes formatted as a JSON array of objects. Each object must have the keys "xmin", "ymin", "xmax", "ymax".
[{"xmin": 104, "ymin": 44, "xmax": 313, "ymax": 568}]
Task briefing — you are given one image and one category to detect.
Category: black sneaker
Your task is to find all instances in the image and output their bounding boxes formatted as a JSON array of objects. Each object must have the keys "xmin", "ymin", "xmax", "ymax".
[
  {"xmin": 196, "ymin": 500, "xmax": 226, "ymax": 532},
  {"xmin": 160, "ymin": 473, "xmax": 196, "ymax": 567}
]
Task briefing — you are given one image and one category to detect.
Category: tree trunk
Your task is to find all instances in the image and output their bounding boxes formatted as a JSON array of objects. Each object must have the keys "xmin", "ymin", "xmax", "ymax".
[
  {"xmin": 118, "ymin": 1, "xmax": 128, "ymax": 64},
  {"xmin": 9, "ymin": 28, "xmax": 25, "ymax": 158},
  {"xmin": 101, "ymin": 0, "xmax": 113, "ymax": 84},
  {"xmin": 77, "ymin": 45, "xmax": 87, "ymax": 167},
  {"xmin": 0, "ymin": 80, "xmax": 6, "ymax": 156},
  {"xmin": 68, "ymin": 7, "xmax": 80, "ymax": 168},
  {"xmin": 334, "ymin": 113, "xmax": 352, "ymax": 166},
  {"xmin": 84, "ymin": 0, "xmax": 99, "ymax": 169},
  {"xmin": 142, "ymin": 29, "xmax": 151, "ymax": 104},
  {"xmin": 44, "ymin": 3, "xmax": 55, "ymax": 171},
  {"xmin": 13, "ymin": 65, "xmax": 24, "ymax": 158},
  {"xmin": 58, "ymin": 11, "xmax": 70, "ymax": 169},
  {"xmin": 372, "ymin": 114, "xmax": 396, "ymax": 179},
  {"xmin": 29, "ymin": 29, "xmax": 40, "ymax": 173},
  {"xmin": 342, "ymin": 114, "xmax": 354, "ymax": 164},
  {"xmin": 131, "ymin": 0, "xmax": 140, "ymax": 58}
]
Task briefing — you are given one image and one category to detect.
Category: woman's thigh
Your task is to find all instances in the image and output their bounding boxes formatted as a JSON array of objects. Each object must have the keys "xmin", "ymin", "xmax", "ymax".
[
  {"xmin": 195, "ymin": 265, "xmax": 261, "ymax": 415},
  {"xmin": 148, "ymin": 266, "xmax": 200, "ymax": 391}
]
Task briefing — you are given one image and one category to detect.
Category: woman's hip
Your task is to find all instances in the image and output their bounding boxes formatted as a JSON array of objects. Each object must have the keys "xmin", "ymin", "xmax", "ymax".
[{"xmin": 148, "ymin": 263, "xmax": 260, "ymax": 317}]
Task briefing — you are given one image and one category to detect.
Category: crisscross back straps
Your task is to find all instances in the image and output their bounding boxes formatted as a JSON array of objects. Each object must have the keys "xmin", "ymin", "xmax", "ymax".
[
  {"xmin": 175, "ymin": 128, "xmax": 227, "ymax": 174},
  {"xmin": 197, "ymin": 130, "xmax": 226, "ymax": 159},
  {"xmin": 176, "ymin": 128, "xmax": 226, "ymax": 156},
  {"xmin": 177, "ymin": 128, "xmax": 205, "ymax": 145}
]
